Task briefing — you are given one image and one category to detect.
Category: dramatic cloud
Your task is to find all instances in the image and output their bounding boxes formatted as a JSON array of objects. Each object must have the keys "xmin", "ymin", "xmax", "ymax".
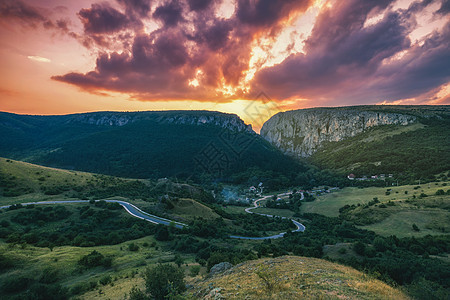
[
  {"xmin": 153, "ymin": 0, "xmax": 184, "ymax": 27},
  {"xmin": 0, "ymin": 0, "xmax": 46, "ymax": 27},
  {"xmin": 79, "ymin": 3, "xmax": 130, "ymax": 34},
  {"xmin": 253, "ymin": 0, "xmax": 450, "ymax": 105},
  {"xmin": 117, "ymin": 0, "xmax": 152, "ymax": 17},
  {"xmin": 44, "ymin": 0, "xmax": 450, "ymax": 106}
]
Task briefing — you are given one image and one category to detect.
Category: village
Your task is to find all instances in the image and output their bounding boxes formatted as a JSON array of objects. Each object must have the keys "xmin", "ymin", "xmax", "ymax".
[{"xmin": 347, "ymin": 173, "xmax": 394, "ymax": 181}]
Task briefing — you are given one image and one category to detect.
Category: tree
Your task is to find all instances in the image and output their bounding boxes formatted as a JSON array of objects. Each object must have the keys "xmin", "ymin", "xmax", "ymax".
[
  {"xmin": 353, "ymin": 241, "xmax": 366, "ymax": 255},
  {"xmin": 144, "ymin": 264, "xmax": 185, "ymax": 300},
  {"xmin": 155, "ymin": 225, "xmax": 171, "ymax": 241}
]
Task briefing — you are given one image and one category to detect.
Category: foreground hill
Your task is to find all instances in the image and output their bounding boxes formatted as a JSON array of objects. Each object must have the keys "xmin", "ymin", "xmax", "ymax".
[
  {"xmin": 190, "ymin": 256, "xmax": 408, "ymax": 299},
  {"xmin": 261, "ymin": 105, "xmax": 450, "ymax": 181},
  {"xmin": 0, "ymin": 111, "xmax": 306, "ymax": 186}
]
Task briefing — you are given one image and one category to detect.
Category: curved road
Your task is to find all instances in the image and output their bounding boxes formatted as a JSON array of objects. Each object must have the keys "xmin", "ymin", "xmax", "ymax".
[
  {"xmin": 230, "ymin": 192, "xmax": 306, "ymax": 240},
  {"xmin": 0, "ymin": 192, "xmax": 305, "ymax": 239},
  {"xmin": 0, "ymin": 199, "xmax": 187, "ymax": 229}
]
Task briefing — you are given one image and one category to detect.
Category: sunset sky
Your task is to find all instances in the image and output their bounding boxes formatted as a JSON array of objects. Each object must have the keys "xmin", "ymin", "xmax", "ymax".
[{"xmin": 0, "ymin": 0, "xmax": 449, "ymax": 130}]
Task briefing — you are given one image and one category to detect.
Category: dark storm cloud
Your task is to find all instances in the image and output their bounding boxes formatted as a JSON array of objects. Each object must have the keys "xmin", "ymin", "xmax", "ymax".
[
  {"xmin": 79, "ymin": 3, "xmax": 130, "ymax": 34},
  {"xmin": 253, "ymin": 0, "xmax": 405, "ymax": 99},
  {"xmin": 152, "ymin": 0, "xmax": 184, "ymax": 27},
  {"xmin": 252, "ymin": 0, "xmax": 449, "ymax": 104},
  {"xmin": 0, "ymin": 0, "xmax": 46, "ymax": 27},
  {"xmin": 187, "ymin": 0, "xmax": 215, "ymax": 11},
  {"xmin": 52, "ymin": 0, "xmax": 449, "ymax": 104},
  {"xmin": 372, "ymin": 21, "xmax": 450, "ymax": 101},
  {"xmin": 191, "ymin": 19, "xmax": 233, "ymax": 51},
  {"xmin": 0, "ymin": 0, "xmax": 73, "ymax": 35},
  {"xmin": 116, "ymin": 0, "xmax": 152, "ymax": 17},
  {"xmin": 52, "ymin": 29, "xmax": 193, "ymax": 98},
  {"xmin": 236, "ymin": 0, "xmax": 311, "ymax": 29}
]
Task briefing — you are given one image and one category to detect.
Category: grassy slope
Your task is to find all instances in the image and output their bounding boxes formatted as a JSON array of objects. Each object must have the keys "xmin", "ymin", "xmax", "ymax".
[
  {"xmin": 190, "ymin": 255, "xmax": 408, "ymax": 299},
  {"xmin": 310, "ymin": 116, "xmax": 450, "ymax": 181},
  {"xmin": 301, "ymin": 182, "xmax": 449, "ymax": 237},
  {"xmin": 169, "ymin": 198, "xmax": 221, "ymax": 220},
  {"xmin": 0, "ymin": 236, "xmax": 199, "ymax": 300}
]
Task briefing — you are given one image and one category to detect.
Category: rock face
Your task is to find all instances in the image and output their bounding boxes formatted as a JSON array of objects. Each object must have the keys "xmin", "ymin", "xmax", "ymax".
[
  {"xmin": 65, "ymin": 111, "xmax": 253, "ymax": 133},
  {"xmin": 260, "ymin": 108, "xmax": 416, "ymax": 157},
  {"xmin": 209, "ymin": 262, "xmax": 233, "ymax": 277}
]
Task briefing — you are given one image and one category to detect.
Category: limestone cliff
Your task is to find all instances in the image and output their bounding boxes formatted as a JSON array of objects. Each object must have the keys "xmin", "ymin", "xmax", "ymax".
[
  {"xmin": 65, "ymin": 111, "xmax": 254, "ymax": 133},
  {"xmin": 260, "ymin": 107, "xmax": 416, "ymax": 157}
]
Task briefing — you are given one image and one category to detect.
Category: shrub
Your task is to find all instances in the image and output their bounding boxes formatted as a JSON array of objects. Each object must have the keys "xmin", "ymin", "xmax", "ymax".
[
  {"xmin": 353, "ymin": 241, "xmax": 366, "ymax": 255},
  {"xmin": 144, "ymin": 264, "xmax": 185, "ymax": 300},
  {"xmin": 78, "ymin": 250, "xmax": 112, "ymax": 268},
  {"xmin": 99, "ymin": 275, "xmax": 112, "ymax": 286},
  {"xmin": 189, "ymin": 265, "xmax": 201, "ymax": 277},
  {"xmin": 128, "ymin": 243, "xmax": 139, "ymax": 252}
]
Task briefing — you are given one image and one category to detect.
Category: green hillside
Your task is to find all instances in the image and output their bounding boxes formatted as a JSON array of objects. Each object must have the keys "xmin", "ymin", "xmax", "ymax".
[
  {"xmin": 0, "ymin": 111, "xmax": 316, "ymax": 189},
  {"xmin": 310, "ymin": 115, "xmax": 450, "ymax": 182}
]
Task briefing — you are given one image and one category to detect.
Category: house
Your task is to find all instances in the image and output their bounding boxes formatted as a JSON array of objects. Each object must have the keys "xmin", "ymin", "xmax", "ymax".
[
  {"xmin": 371, "ymin": 175, "xmax": 378, "ymax": 179},
  {"xmin": 388, "ymin": 174, "xmax": 394, "ymax": 178},
  {"xmin": 249, "ymin": 186, "xmax": 257, "ymax": 192},
  {"xmin": 347, "ymin": 174, "xmax": 355, "ymax": 180}
]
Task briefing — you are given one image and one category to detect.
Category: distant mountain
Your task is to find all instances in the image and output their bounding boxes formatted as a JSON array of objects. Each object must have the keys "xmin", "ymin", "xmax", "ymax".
[
  {"xmin": 0, "ymin": 111, "xmax": 309, "ymax": 187},
  {"xmin": 261, "ymin": 105, "xmax": 450, "ymax": 181}
]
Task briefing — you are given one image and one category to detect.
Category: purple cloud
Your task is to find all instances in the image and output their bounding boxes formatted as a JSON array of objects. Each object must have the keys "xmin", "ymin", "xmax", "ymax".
[
  {"xmin": 252, "ymin": 0, "xmax": 449, "ymax": 104},
  {"xmin": 79, "ymin": 3, "xmax": 129, "ymax": 34}
]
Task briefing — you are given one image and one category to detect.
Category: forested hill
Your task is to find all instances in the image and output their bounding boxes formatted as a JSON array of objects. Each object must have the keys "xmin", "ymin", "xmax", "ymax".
[
  {"xmin": 0, "ymin": 111, "xmax": 320, "ymax": 188},
  {"xmin": 260, "ymin": 105, "xmax": 450, "ymax": 182}
]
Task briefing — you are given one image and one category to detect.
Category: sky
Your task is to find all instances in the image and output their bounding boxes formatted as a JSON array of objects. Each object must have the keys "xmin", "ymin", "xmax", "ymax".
[{"xmin": 0, "ymin": 0, "xmax": 449, "ymax": 131}]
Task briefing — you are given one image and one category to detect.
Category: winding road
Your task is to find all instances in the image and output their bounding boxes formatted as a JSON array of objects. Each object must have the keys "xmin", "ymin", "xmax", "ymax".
[
  {"xmin": 230, "ymin": 192, "xmax": 306, "ymax": 240},
  {"xmin": 0, "ymin": 192, "xmax": 305, "ymax": 239},
  {"xmin": 0, "ymin": 199, "xmax": 187, "ymax": 229}
]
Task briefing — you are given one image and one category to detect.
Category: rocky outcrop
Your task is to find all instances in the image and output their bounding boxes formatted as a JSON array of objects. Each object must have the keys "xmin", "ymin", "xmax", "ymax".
[
  {"xmin": 260, "ymin": 108, "xmax": 416, "ymax": 157},
  {"xmin": 209, "ymin": 262, "xmax": 233, "ymax": 277},
  {"xmin": 65, "ymin": 111, "xmax": 253, "ymax": 133}
]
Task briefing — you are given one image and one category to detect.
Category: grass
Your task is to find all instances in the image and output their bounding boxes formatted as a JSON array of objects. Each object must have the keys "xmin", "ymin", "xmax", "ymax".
[
  {"xmin": 252, "ymin": 207, "xmax": 295, "ymax": 218},
  {"xmin": 170, "ymin": 198, "xmax": 220, "ymax": 221},
  {"xmin": 301, "ymin": 182, "xmax": 450, "ymax": 237},
  {"xmin": 0, "ymin": 236, "xmax": 201, "ymax": 299},
  {"xmin": 302, "ymin": 183, "xmax": 449, "ymax": 217},
  {"xmin": 189, "ymin": 255, "xmax": 409, "ymax": 299},
  {"xmin": 361, "ymin": 210, "xmax": 449, "ymax": 238},
  {"xmin": 222, "ymin": 205, "xmax": 248, "ymax": 215}
]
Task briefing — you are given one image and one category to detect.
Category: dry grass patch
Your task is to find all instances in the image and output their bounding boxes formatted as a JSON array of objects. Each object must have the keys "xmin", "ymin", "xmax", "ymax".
[{"xmin": 189, "ymin": 256, "xmax": 408, "ymax": 299}]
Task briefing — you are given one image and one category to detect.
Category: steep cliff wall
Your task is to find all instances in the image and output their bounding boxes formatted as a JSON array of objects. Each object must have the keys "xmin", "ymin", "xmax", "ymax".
[
  {"xmin": 64, "ymin": 111, "xmax": 254, "ymax": 133},
  {"xmin": 260, "ymin": 108, "xmax": 416, "ymax": 157}
]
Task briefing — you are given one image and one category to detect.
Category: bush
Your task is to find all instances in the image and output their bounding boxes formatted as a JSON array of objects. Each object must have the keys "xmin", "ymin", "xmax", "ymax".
[
  {"xmin": 2, "ymin": 275, "xmax": 33, "ymax": 293},
  {"xmin": 78, "ymin": 250, "xmax": 112, "ymax": 268},
  {"xmin": 353, "ymin": 241, "xmax": 366, "ymax": 255},
  {"xmin": 128, "ymin": 286, "xmax": 148, "ymax": 300},
  {"xmin": 99, "ymin": 275, "xmax": 112, "ymax": 286},
  {"xmin": 190, "ymin": 265, "xmax": 201, "ymax": 277},
  {"xmin": 128, "ymin": 243, "xmax": 139, "ymax": 252},
  {"xmin": 24, "ymin": 283, "xmax": 69, "ymax": 300},
  {"xmin": 155, "ymin": 225, "xmax": 171, "ymax": 241},
  {"xmin": 144, "ymin": 264, "xmax": 185, "ymax": 300}
]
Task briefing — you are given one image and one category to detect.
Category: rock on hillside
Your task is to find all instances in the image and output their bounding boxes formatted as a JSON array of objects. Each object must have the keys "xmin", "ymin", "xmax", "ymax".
[
  {"xmin": 189, "ymin": 256, "xmax": 408, "ymax": 299},
  {"xmin": 260, "ymin": 107, "xmax": 416, "ymax": 157},
  {"xmin": 65, "ymin": 110, "xmax": 254, "ymax": 133}
]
